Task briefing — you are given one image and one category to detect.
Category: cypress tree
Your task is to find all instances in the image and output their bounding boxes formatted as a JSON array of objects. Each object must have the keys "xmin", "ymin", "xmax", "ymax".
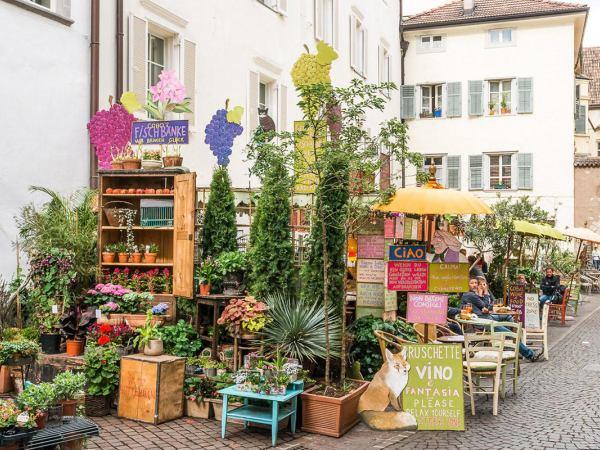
[{"xmin": 202, "ymin": 166, "xmax": 237, "ymax": 258}]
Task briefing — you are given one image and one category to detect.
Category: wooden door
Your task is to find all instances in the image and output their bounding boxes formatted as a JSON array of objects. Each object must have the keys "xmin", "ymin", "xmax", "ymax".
[{"xmin": 173, "ymin": 173, "xmax": 196, "ymax": 298}]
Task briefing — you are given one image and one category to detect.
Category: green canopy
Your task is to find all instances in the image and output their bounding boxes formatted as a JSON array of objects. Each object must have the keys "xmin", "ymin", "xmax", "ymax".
[{"xmin": 512, "ymin": 220, "xmax": 565, "ymax": 241}]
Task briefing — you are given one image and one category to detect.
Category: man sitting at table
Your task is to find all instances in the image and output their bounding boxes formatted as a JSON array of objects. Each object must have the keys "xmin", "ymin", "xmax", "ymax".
[
  {"xmin": 540, "ymin": 267, "xmax": 560, "ymax": 305},
  {"xmin": 461, "ymin": 278, "xmax": 541, "ymax": 362}
]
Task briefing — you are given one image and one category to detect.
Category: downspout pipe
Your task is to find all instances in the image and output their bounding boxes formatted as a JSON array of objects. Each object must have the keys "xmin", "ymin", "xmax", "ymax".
[
  {"xmin": 399, "ymin": 0, "xmax": 409, "ymax": 188},
  {"xmin": 90, "ymin": 0, "xmax": 100, "ymax": 188},
  {"xmin": 116, "ymin": 0, "xmax": 124, "ymax": 99}
]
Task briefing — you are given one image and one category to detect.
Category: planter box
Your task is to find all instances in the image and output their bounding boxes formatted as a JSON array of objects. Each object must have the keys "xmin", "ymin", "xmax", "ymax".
[
  {"xmin": 301, "ymin": 380, "xmax": 369, "ymax": 438},
  {"xmin": 185, "ymin": 399, "xmax": 212, "ymax": 419},
  {"xmin": 210, "ymin": 399, "xmax": 243, "ymax": 423}
]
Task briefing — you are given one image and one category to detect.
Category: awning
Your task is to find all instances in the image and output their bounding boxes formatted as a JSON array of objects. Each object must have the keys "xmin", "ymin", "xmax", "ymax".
[{"xmin": 513, "ymin": 220, "xmax": 565, "ymax": 241}]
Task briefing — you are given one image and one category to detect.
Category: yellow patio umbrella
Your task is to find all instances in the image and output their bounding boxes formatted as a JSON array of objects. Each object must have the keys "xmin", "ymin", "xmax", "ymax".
[{"xmin": 374, "ymin": 168, "xmax": 492, "ymax": 215}]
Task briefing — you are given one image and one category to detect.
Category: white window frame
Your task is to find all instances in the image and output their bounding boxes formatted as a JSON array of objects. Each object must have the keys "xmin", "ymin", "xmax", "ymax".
[
  {"xmin": 379, "ymin": 43, "xmax": 391, "ymax": 97},
  {"xmin": 423, "ymin": 155, "xmax": 446, "ymax": 185},
  {"xmin": 487, "ymin": 153, "xmax": 514, "ymax": 190},
  {"xmin": 417, "ymin": 34, "xmax": 446, "ymax": 53},
  {"xmin": 488, "ymin": 79, "xmax": 513, "ymax": 115},
  {"xmin": 147, "ymin": 33, "xmax": 167, "ymax": 91},
  {"xmin": 486, "ymin": 28, "xmax": 516, "ymax": 48},
  {"xmin": 30, "ymin": 0, "xmax": 52, "ymax": 10},
  {"xmin": 257, "ymin": 0, "xmax": 280, "ymax": 12},
  {"xmin": 351, "ymin": 13, "xmax": 367, "ymax": 77},
  {"xmin": 420, "ymin": 84, "xmax": 444, "ymax": 118},
  {"xmin": 315, "ymin": 0, "xmax": 336, "ymax": 47}
]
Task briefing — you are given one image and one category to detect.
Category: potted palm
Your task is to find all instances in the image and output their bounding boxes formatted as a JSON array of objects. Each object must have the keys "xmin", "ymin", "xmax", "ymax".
[
  {"xmin": 133, "ymin": 311, "xmax": 163, "ymax": 356},
  {"xmin": 53, "ymin": 371, "xmax": 85, "ymax": 417}
]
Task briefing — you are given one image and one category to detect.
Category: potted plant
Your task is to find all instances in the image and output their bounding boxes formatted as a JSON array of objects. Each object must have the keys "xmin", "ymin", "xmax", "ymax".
[
  {"xmin": 488, "ymin": 100, "xmax": 496, "ymax": 115},
  {"xmin": 53, "ymin": 371, "xmax": 85, "ymax": 417},
  {"xmin": 133, "ymin": 310, "xmax": 163, "ymax": 356},
  {"xmin": 196, "ymin": 257, "xmax": 220, "ymax": 295},
  {"xmin": 116, "ymin": 242, "xmax": 128, "ymax": 263},
  {"xmin": 83, "ymin": 343, "xmax": 120, "ymax": 416},
  {"xmin": 0, "ymin": 399, "xmax": 39, "ymax": 449},
  {"xmin": 16, "ymin": 382, "xmax": 57, "ymax": 429},
  {"xmin": 210, "ymin": 372, "xmax": 243, "ymax": 423},
  {"xmin": 102, "ymin": 244, "xmax": 117, "ymax": 263},
  {"xmin": 121, "ymin": 145, "xmax": 141, "ymax": 170},
  {"xmin": 419, "ymin": 111, "xmax": 433, "ymax": 118},
  {"xmin": 184, "ymin": 377, "xmax": 216, "ymax": 419},
  {"xmin": 215, "ymin": 251, "xmax": 248, "ymax": 295},
  {"xmin": 217, "ymin": 296, "xmax": 268, "ymax": 340},
  {"xmin": 201, "ymin": 358, "xmax": 219, "ymax": 377},
  {"xmin": 0, "ymin": 340, "xmax": 40, "ymax": 366},
  {"xmin": 129, "ymin": 245, "xmax": 142, "ymax": 264},
  {"xmin": 141, "ymin": 150, "xmax": 162, "ymax": 169},
  {"xmin": 185, "ymin": 356, "xmax": 203, "ymax": 375},
  {"xmin": 38, "ymin": 313, "xmax": 61, "ymax": 355},
  {"xmin": 501, "ymin": 94, "xmax": 510, "ymax": 114},
  {"xmin": 143, "ymin": 243, "xmax": 159, "ymax": 263},
  {"xmin": 110, "ymin": 154, "xmax": 124, "ymax": 170},
  {"xmin": 59, "ymin": 308, "xmax": 96, "ymax": 357},
  {"xmin": 163, "ymin": 146, "xmax": 183, "ymax": 167}
]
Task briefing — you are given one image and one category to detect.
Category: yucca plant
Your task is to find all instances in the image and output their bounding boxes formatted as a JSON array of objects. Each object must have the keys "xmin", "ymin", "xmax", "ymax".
[{"xmin": 260, "ymin": 292, "xmax": 341, "ymax": 363}]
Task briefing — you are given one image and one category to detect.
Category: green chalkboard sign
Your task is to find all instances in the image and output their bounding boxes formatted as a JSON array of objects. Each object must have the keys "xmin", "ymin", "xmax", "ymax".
[{"xmin": 402, "ymin": 344, "xmax": 465, "ymax": 430}]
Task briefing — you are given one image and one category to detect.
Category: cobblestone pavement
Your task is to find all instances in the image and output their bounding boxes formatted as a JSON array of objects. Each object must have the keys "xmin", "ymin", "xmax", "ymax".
[{"xmin": 89, "ymin": 299, "xmax": 600, "ymax": 450}]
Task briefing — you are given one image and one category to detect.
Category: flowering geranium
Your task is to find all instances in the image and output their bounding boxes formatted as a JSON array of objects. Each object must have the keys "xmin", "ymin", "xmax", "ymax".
[
  {"xmin": 98, "ymin": 335, "xmax": 110, "ymax": 346},
  {"xmin": 88, "ymin": 323, "xmax": 134, "ymax": 347},
  {"xmin": 87, "ymin": 99, "xmax": 136, "ymax": 169},
  {"xmin": 85, "ymin": 283, "xmax": 131, "ymax": 309}
]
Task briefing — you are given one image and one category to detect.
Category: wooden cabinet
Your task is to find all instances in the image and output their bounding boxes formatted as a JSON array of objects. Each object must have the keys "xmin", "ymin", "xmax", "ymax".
[
  {"xmin": 98, "ymin": 169, "xmax": 196, "ymax": 298},
  {"xmin": 117, "ymin": 354, "xmax": 185, "ymax": 424}
]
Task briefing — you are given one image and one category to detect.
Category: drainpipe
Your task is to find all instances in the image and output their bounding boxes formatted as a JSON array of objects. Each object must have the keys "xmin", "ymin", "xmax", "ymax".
[
  {"xmin": 399, "ymin": 0, "xmax": 409, "ymax": 188},
  {"xmin": 116, "ymin": 0, "xmax": 124, "ymax": 99},
  {"xmin": 90, "ymin": 0, "xmax": 100, "ymax": 188}
]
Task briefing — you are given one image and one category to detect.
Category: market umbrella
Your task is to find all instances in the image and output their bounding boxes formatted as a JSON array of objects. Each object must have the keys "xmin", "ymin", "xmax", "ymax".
[{"xmin": 562, "ymin": 227, "xmax": 600, "ymax": 244}]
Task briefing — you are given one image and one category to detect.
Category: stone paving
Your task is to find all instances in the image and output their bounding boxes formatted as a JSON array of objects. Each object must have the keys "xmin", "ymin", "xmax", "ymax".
[{"xmin": 88, "ymin": 297, "xmax": 600, "ymax": 450}]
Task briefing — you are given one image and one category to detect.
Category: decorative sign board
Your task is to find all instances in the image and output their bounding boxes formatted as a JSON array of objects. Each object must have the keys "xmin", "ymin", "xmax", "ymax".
[
  {"xmin": 524, "ymin": 293, "xmax": 540, "ymax": 329},
  {"xmin": 357, "ymin": 235, "xmax": 386, "ymax": 259},
  {"xmin": 384, "ymin": 218, "xmax": 395, "ymax": 238},
  {"xmin": 387, "ymin": 261, "xmax": 428, "ymax": 291},
  {"xmin": 507, "ymin": 283, "xmax": 526, "ymax": 324},
  {"xmin": 132, "ymin": 120, "xmax": 189, "ymax": 145},
  {"xmin": 428, "ymin": 263, "xmax": 469, "ymax": 293},
  {"xmin": 403, "ymin": 344, "xmax": 465, "ymax": 430},
  {"xmin": 389, "ymin": 245, "xmax": 427, "ymax": 262},
  {"xmin": 356, "ymin": 283, "xmax": 385, "ymax": 308},
  {"xmin": 407, "ymin": 293, "xmax": 449, "ymax": 325},
  {"xmin": 357, "ymin": 259, "xmax": 386, "ymax": 283},
  {"xmin": 395, "ymin": 214, "xmax": 405, "ymax": 238}
]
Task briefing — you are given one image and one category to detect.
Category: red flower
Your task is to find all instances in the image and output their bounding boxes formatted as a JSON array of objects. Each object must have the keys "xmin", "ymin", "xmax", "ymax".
[
  {"xmin": 98, "ymin": 335, "xmax": 110, "ymax": 346},
  {"xmin": 101, "ymin": 359, "xmax": 107, "ymax": 365},
  {"xmin": 99, "ymin": 324, "xmax": 112, "ymax": 334}
]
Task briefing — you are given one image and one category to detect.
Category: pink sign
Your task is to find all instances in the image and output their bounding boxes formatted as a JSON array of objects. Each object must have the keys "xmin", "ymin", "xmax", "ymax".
[
  {"xmin": 357, "ymin": 235, "xmax": 385, "ymax": 259},
  {"xmin": 384, "ymin": 218, "xmax": 395, "ymax": 238},
  {"xmin": 387, "ymin": 261, "xmax": 428, "ymax": 291},
  {"xmin": 407, "ymin": 293, "xmax": 449, "ymax": 325}
]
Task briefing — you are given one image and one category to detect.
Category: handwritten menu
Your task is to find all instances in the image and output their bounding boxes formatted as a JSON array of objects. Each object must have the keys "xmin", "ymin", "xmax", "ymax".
[
  {"xmin": 524, "ymin": 293, "xmax": 540, "ymax": 329},
  {"xmin": 395, "ymin": 214, "xmax": 405, "ymax": 238},
  {"xmin": 507, "ymin": 283, "xmax": 526, "ymax": 324},
  {"xmin": 357, "ymin": 259, "xmax": 386, "ymax": 283},
  {"xmin": 428, "ymin": 263, "xmax": 470, "ymax": 293},
  {"xmin": 387, "ymin": 261, "xmax": 428, "ymax": 291},
  {"xmin": 357, "ymin": 235, "xmax": 385, "ymax": 259},
  {"xmin": 407, "ymin": 293, "xmax": 449, "ymax": 325},
  {"xmin": 356, "ymin": 283, "xmax": 385, "ymax": 308},
  {"xmin": 384, "ymin": 218, "xmax": 395, "ymax": 238}
]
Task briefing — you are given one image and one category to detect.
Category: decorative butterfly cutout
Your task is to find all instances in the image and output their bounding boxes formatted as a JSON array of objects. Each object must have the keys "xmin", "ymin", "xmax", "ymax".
[
  {"xmin": 316, "ymin": 40, "xmax": 338, "ymax": 66},
  {"xmin": 227, "ymin": 106, "xmax": 244, "ymax": 124}
]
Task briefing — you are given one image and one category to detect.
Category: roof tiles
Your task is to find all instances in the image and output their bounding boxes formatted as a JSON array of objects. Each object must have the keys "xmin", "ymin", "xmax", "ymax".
[{"xmin": 582, "ymin": 47, "xmax": 600, "ymax": 107}]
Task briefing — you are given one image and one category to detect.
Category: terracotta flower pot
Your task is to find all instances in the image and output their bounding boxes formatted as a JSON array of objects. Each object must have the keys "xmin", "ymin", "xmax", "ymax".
[
  {"xmin": 143, "ymin": 253, "xmax": 157, "ymax": 263},
  {"xmin": 143, "ymin": 339, "xmax": 164, "ymax": 356},
  {"xmin": 117, "ymin": 252, "xmax": 129, "ymax": 263},
  {"xmin": 122, "ymin": 158, "xmax": 141, "ymax": 170},
  {"xmin": 199, "ymin": 283, "xmax": 211, "ymax": 296},
  {"xmin": 163, "ymin": 156, "xmax": 183, "ymax": 167},
  {"xmin": 102, "ymin": 252, "xmax": 116, "ymax": 263},
  {"xmin": 35, "ymin": 411, "xmax": 48, "ymax": 429},
  {"xmin": 111, "ymin": 161, "xmax": 124, "ymax": 170},
  {"xmin": 501, "ymin": 107, "xmax": 511, "ymax": 114},
  {"xmin": 65, "ymin": 339, "xmax": 85, "ymax": 357},
  {"xmin": 130, "ymin": 252, "xmax": 142, "ymax": 263},
  {"xmin": 61, "ymin": 399, "xmax": 78, "ymax": 416}
]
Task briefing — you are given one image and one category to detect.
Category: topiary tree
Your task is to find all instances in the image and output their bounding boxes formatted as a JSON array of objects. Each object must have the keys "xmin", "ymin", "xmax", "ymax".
[
  {"xmin": 202, "ymin": 166, "xmax": 237, "ymax": 258},
  {"xmin": 247, "ymin": 154, "xmax": 294, "ymax": 299}
]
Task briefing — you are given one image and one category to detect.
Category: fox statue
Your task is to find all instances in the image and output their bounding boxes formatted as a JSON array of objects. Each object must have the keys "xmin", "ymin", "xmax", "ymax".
[{"xmin": 357, "ymin": 347, "xmax": 418, "ymax": 431}]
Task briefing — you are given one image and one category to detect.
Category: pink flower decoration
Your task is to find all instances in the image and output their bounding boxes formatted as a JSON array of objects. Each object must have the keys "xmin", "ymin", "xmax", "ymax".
[
  {"xmin": 87, "ymin": 103, "xmax": 135, "ymax": 169},
  {"xmin": 149, "ymin": 69, "xmax": 186, "ymax": 104}
]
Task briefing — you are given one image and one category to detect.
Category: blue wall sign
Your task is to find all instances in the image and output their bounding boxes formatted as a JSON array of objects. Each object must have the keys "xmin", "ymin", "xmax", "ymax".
[
  {"xmin": 389, "ymin": 245, "xmax": 427, "ymax": 261},
  {"xmin": 132, "ymin": 120, "xmax": 189, "ymax": 145}
]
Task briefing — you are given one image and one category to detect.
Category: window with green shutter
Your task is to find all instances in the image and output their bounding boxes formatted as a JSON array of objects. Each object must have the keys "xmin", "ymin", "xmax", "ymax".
[
  {"xmin": 401, "ymin": 85, "xmax": 416, "ymax": 119},
  {"xmin": 518, "ymin": 78, "xmax": 533, "ymax": 114},
  {"xmin": 575, "ymin": 105, "xmax": 586, "ymax": 134},
  {"xmin": 446, "ymin": 155, "xmax": 461, "ymax": 189},
  {"xmin": 469, "ymin": 155, "xmax": 484, "ymax": 190},
  {"xmin": 468, "ymin": 80, "xmax": 484, "ymax": 116},
  {"xmin": 517, "ymin": 153, "xmax": 533, "ymax": 190},
  {"xmin": 447, "ymin": 82, "xmax": 462, "ymax": 117}
]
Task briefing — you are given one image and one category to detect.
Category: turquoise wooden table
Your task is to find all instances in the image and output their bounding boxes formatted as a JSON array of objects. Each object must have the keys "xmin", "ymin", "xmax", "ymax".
[{"xmin": 218, "ymin": 380, "xmax": 304, "ymax": 447}]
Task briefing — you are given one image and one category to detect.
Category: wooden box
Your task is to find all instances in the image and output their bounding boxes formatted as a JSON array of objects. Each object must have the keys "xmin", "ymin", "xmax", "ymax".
[{"xmin": 117, "ymin": 354, "xmax": 185, "ymax": 424}]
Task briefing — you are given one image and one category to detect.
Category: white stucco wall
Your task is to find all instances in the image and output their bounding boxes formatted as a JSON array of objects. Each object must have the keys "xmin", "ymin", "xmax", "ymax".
[
  {"xmin": 403, "ymin": 15, "xmax": 579, "ymax": 229},
  {"xmin": 0, "ymin": 1, "xmax": 91, "ymax": 280}
]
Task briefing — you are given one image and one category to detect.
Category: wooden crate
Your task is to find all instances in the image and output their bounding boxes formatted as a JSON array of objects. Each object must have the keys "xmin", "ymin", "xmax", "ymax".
[{"xmin": 117, "ymin": 354, "xmax": 185, "ymax": 424}]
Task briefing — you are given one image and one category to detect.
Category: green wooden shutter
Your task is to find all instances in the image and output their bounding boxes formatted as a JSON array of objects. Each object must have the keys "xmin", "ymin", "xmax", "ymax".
[
  {"xmin": 575, "ymin": 105, "xmax": 586, "ymax": 133},
  {"xmin": 468, "ymin": 80, "xmax": 484, "ymax": 116},
  {"xmin": 518, "ymin": 78, "xmax": 533, "ymax": 114},
  {"xmin": 446, "ymin": 155, "xmax": 461, "ymax": 189},
  {"xmin": 517, "ymin": 153, "xmax": 533, "ymax": 190},
  {"xmin": 401, "ymin": 85, "xmax": 416, "ymax": 119},
  {"xmin": 447, "ymin": 82, "xmax": 462, "ymax": 117},
  {"xmin": 469, "ymin": 155, "xmax": 484, "ymax": 190}
]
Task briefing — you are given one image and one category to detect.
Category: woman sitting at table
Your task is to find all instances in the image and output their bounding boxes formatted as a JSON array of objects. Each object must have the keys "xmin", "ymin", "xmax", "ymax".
[
  {"xmin": 461, "ymin": 277, "xmax": 541, "ymax": 362},
  {"xmin": 478, "ymin": 279, "xmax": 514, "ymax": 323}
]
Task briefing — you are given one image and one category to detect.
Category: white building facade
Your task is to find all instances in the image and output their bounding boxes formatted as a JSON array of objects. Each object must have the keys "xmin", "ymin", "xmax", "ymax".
[{"xmin": 401, "ymin": 0, "xmax": 588, "ymax": 229}]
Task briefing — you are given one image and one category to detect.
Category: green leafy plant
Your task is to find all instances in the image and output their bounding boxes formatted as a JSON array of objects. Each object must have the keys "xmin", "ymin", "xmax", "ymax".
[
  {"xmin": 103, "ymin": 244, "xmax": 118, "ymax": 253},
  {"xmin": 84, "ymin": 343, "xmax": 120, "ymax": 396},
  {"xmin": 0, "ymin": 339, "xmax": 40, "ymax": 365},
  {"xmin": 202, "ymin": 166, "xmax": 238, "ymax": 258},
  {"xmin": 132, "ymin": 311, "xmax": 161, "ymax": 350},
  {"xmin": 16, "ymin": 382, "xmax": 57, "ymax": 413},
  {"xmin": 195, "ymin": 258, "xmax": 221, "ymax": 285},
  {"xmin": 184, "ymin": 377, "xmax": 217, "ymax": 403},
  {"xmin": 142, "ymin": 150, "xmax": 161, "ymax": 161},
  {"xmin": 120, "ymin": 292, "xmax": 153, "ymax": 314},
  {"xmin": 53, "ymin": 371, "xmax": 86, "ymax": 401},
  {"xmin": 158, "ymin": 320, "xmax": 202, "ymax": 357},
  {"xmin": 215, "ymin": 251, "xmax": 247, "ymax": 276},
  {"xmin": 145, "ymin": 243, "xmax": 159, "ymax": 254},
  {"xmin": 115, "ymin": 242, "xmax": 127, "ymax": 254},
  {"xmin": 260, "ymin": 292, "xmax": 341, "ymax": 363}
]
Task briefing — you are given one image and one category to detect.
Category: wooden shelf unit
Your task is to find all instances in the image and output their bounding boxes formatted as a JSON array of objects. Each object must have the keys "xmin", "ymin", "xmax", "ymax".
[{"xmin": 98, "ymin": 169, "xmax": 196, "ymax": 298}]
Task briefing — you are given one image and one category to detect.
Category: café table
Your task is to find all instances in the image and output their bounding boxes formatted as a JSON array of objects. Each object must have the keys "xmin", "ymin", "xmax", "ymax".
[
  {"xmin": 454, "ymin": 315, "xmax": 495, "ymax": 333},
  {"xmin": 435, "ymin": 335, "xmax": 465, "ymax": 344}
]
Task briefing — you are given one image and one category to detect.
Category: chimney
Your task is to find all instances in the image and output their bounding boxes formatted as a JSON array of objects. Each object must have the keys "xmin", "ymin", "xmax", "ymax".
[{"xmin": 464, "ymin": 0, "xmax": 475, "ymax": 16}]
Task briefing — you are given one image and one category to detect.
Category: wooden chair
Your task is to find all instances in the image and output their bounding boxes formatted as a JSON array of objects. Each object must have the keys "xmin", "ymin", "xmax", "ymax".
[
  {"xmin": 525, "ymin": 302, "xmax": 549, "ymax": 361},
  {"xmin": 489, "ymin": 321, "xmax": 522, "ymax": 397},
  {"xmin": 413, "ymin": 323, "xmax": 456, "ymax": 343},
  {"xmin": 463, "ymin": 334, "xmax": 505, "ymax": 416},
  {"xmin": 548, "ymin": 288, "xmax": 570, "ymax": 326},
  {"xmin": 567, "ymin": 282, "xmax": 582, "ymax": 316},
  {"xmin": 374, "ymin": 330, "xmax": 413, "ymax": 359}
]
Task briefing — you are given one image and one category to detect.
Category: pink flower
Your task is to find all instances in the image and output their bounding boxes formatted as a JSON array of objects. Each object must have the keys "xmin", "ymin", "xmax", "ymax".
[
  {"xmin": 87, "ymin": 103, "xmax": 135, "ymax": 169},
  {"xmin": 87, "ymin": 289, "xmax": 98, "ymax": 295},
  {"xmin": 149, "ymin": 69, "xmax": 187, "ymax": 104}
]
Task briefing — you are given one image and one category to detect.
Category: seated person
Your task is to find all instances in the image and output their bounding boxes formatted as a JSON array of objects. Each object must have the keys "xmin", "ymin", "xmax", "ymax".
[
  {"xmin": 540, "ymin": 267, "xmax": 560, "ymax": 304},
  {"xmin": 478, "ymin": 279, "xmax": 514, "ymax": 323},
  {"xmin": 447, "ymin": 307, "xmax": 463, "ymax": 335}
]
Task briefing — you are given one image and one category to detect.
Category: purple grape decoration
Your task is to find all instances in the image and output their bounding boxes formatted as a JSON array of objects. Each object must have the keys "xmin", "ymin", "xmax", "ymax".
[{"xmin": 204, "ymin": 105, "xmax": 244, "ymax": 166}]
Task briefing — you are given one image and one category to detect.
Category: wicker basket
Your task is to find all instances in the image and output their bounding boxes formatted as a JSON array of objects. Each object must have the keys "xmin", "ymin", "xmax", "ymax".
[
  {"xmin": 104, "ymin": 208, "xmax": 137, "ymax": 227},
  {"xmin": 85, "ymin": 394, "xmax": 110, "ymax": 417}
]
